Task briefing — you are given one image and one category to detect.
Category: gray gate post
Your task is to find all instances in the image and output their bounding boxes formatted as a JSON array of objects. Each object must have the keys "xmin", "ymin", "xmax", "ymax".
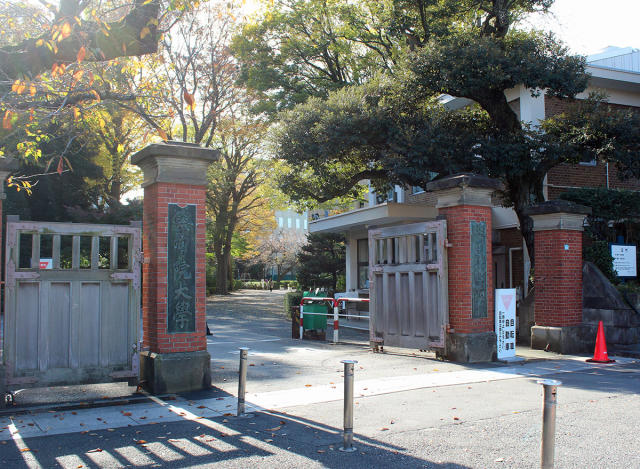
[
  {"xmin": 237, "ymin": 347, "xmax": 249, "ymax": 416},
  {"xmin": 339, "ymin": 359, "xmax": 358, "ymax": 452},
  {"xmin": 538, "ymin": 379, "xmax": 561, "ymax": 469}
]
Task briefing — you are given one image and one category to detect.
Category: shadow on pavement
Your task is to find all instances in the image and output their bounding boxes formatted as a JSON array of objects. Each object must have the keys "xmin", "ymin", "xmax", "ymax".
[{"xmin": 1, "ymin": 387, "xmax": 472, "ymax": 469}]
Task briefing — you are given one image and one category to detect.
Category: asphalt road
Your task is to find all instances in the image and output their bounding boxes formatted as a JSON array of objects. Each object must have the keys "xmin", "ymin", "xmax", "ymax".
[{"xmin": 1, "ymin": 289, "xmax": 639, "ymax": 468}]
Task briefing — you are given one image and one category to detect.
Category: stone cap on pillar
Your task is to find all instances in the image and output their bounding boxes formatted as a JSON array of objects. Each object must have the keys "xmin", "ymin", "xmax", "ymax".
[
  {"xmin": 0, "ymin": 157, "xmax": 19, "ymax": 198},
  {"xmin": 523, "ymin": 200, "xmax": 591, "ymax": 231},
  {"xmin": 132, "ymin": 141, "xmax": 219, "ymax": 187},
  {"xmin": 425, "ymin": 173, "xmax": 503, "ymax": 208}
]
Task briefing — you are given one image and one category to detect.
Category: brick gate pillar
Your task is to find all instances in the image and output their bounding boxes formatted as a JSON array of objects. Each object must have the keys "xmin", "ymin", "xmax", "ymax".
[
  {"xmin": 426, "ymin": 174, "xmax": 502, "ymax": 362},
  {"xmin": 132, "ymin": 142, "xmax": 218, "ymax": 393},
  {"xmin": 524, "ymin": 200, "xmax": 591, "ymax": 354}
]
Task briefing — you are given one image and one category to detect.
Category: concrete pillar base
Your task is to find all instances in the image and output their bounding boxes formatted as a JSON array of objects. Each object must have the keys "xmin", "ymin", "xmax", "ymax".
[
  {"xmin": 140, "ymin": 351, "xmax": 211, "ymax": 394},
  {"xmin": 442, "ymin": 332, "xmax": 497, "ymax": 363},
  {"xmin": 531, "ymin": 325, "xmax": 592, "ymax": 354}
]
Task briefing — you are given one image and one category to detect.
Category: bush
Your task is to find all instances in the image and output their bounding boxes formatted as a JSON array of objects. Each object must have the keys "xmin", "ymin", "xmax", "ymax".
[
  {"xmin": 280, "ymin": 280, "xmax": 299, "ymax": 290},
  {"xmin": 284, "ymin": 291, "xmax": 303, "ymax": 318},
  {"xmin": 584, "ymin": 240, "xmax": 617, "ymax": 283},
  {"xmin": 232, "ymin": 279, "xmax": 244, "ymax": 290},
  {"xmin": 241, "ymin": 281, "xmax": 264, "ymax": 290}
]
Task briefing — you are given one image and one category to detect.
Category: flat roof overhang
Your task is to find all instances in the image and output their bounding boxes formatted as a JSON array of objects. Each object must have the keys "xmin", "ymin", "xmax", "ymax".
[{"xmin": 309, "ymin": 202, "xmax": 439, "ymax": 233}]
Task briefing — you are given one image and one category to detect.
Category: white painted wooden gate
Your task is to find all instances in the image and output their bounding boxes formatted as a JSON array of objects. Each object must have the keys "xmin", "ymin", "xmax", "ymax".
[
  {"xmin": 2, "ymin": 219, "xmax": 141, "ymax": 389},
  {"xmin": 368, "ymin": 221, "xmax": 448, "ymax": 350}
]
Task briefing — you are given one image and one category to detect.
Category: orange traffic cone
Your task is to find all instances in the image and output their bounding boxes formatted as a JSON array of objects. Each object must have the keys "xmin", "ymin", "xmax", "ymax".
[{"xmin": 586, "ymin": 320, "xmax": 615, "ymax": 363}]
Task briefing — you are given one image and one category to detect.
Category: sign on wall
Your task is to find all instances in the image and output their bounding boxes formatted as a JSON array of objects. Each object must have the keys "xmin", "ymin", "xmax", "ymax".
[
  {"xmin": 611, "ymin": 244, "xmax": 637, "ymax": 278},
  {"xmin": 167, "ymin": 204, "xmax": 197, "ymax": 333},
  {"xmin": 495, "ymin": 288, "xmax": 517, "ymax": 360}
]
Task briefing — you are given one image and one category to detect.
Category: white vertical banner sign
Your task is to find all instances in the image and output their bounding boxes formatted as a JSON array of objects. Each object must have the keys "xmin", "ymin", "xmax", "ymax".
[{"xmin": 495, "ymin": 288, "xmax": 517, "ymax": 360}]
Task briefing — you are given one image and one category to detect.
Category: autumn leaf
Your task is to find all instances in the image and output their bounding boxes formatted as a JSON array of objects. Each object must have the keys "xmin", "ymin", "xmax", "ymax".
[
  {"xmin": 87, "ymin": 448, "xmax": 103, "ymax": 453},
  {"xmin": 60, "ymin": 22, "xmax": 71, "ymax": 40},
  {"xmin": 56, "ymin": 157, "xmax": 64, "ymax": 175},
  {"xmin": 72, "ymin": 107, "xmax": 80, "ymax": 120},
  {"xmin": 29, "ymin": 84, "xmax": 36, "ymax": 96},
  {"xmin": 157, "ymin": 128, "xmax": 168, "ymax": 141},
  {"xmin": 135, "ymin": 440, "xmax": 147, "ymax": 445},
  {"xmin": 35, "ymin": 39, "xmax": 44, "ymax": 47},
  {"xmin": 77, "ymin": 46, "xmax": 86, "ymax": 62},
  {"xmin": 183, "ymin": 90, "xmax": 195, "ymax": 110},
  {"xmin": 140, "ymin": 27, "xmax": 151, "ymax": 39},
  {"xmin": 2, "ymin": 110, "xmax": 13, "ymax": 130}
]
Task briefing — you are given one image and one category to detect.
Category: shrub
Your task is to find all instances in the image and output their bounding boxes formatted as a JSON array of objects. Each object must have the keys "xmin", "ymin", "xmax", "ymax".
[
  {"xmin": 584, "ymin": 240, "xmax": 617, "ymax": 283},
  {"xmin": 284, "ymin": 291, "xmax": 303, "ymax": 318}
]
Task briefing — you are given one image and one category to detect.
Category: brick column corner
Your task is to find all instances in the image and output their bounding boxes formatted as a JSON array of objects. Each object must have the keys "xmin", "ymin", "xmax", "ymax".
[
  {"xmin": 426, "ymin": 173, "xmax": 502, "ymax": 362},
  {"xmin": 524, "ymin": 200, "xmax": 591, "ymax": 354},
  {"xmin": 132, "ymin": 142, "xmax": 219, "ymax": 393}
]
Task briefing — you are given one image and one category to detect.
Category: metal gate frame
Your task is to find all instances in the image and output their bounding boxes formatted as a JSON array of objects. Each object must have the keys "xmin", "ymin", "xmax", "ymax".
[
  {"xmin": 2, "ymin": 218, "xmax": 141, "ymax": 389},
  {"xmin": 368, "ymin": 220, "xmax": 448, "ymax": 350}
]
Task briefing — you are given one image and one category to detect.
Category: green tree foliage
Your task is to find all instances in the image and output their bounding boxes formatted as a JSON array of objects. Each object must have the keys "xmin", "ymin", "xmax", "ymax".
[
  {"xmin": 255, "ymin": 0, "xmax": 640, "ymax": 261},
  {"xmin": 296, "ymin": 232, "xmax": 345, "ymax": 292}
]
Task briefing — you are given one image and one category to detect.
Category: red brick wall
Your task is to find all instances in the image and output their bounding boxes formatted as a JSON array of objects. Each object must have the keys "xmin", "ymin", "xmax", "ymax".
[
  {"xmin": 143, "ymin": 182, "xmax": 207, "ymax": 354},
  {"xmin": 440, "ymin": 205, "xmax": 494, "ymax": 334},
  {"xmin": 533, "ymin": 230, "xmax": 583, "ymax": 327}
]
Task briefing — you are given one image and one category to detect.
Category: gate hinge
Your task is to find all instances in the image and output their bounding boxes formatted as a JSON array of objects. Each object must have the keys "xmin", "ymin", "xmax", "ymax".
[{"xmin": 444, "ymin": 238, "xmax": 453, "ymax": 248}]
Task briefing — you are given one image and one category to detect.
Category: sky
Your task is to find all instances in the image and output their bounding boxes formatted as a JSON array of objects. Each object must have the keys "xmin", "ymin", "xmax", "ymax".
[{"xmin": 528, "ymin": 0, "xmax": 640, "ymax": 55}]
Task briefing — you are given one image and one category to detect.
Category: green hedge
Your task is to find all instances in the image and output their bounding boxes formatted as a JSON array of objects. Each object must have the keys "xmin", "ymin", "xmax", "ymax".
[{"xmin": 284, "ymin": 291, "xmax": 303, "ymax": 318}]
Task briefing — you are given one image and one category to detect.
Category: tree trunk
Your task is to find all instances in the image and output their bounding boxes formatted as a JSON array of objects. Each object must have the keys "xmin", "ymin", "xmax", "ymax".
[{"xmin": 215, "ymin": 253, "xmax": 229, "ymax": 295}]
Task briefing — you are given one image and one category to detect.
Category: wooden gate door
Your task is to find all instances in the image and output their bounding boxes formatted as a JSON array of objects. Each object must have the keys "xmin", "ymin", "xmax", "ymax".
[
  {"xmin": 2, "ymin": 219, "xmax": 141, "ymax": 388},
  {"xmin": 368, "ymin": 221, "xmax": 448, "ymax": 350}
]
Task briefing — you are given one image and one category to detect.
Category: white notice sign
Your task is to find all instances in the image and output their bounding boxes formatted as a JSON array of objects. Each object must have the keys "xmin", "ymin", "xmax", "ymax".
[
  {"xmin": 611, "ymin": 244, "xmax": 637, "ymax": 278},
  {"xmin": 495, "ymin": 288, "xmax": 517, "ymax": 360}
]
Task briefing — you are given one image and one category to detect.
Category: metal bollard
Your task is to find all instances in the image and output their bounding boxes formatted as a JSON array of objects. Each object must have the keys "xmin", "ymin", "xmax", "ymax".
[
  {"xmin": 333, "ymin": 303, "xmax": 340, "ymax": 343},
  {"xmin": 237, "ymin": 347, "xmax": 249, "ymax": 416},
  {"xmin": 339, "ymin": 359, "xmax": 358, "ymax": 452},
  {"xmin": 538, "ymin": 379, "xmax": 561, "ymax": 469},
  {"xmin": 299, "ymin": 305, "xmax": 304, "ymax": 340}
]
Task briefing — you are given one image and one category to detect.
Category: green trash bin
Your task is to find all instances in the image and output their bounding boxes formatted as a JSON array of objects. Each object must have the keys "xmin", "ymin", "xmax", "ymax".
[{"xmin": 302, "ymin": 291, "xmax": 329, "ymax": 330}]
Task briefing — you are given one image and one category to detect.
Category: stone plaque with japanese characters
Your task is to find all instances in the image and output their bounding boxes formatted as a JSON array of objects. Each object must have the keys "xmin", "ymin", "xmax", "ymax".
[
  {"xmin": 167, "ymin": 204, "xmax": 196, "ymax": 333},
  {"xmin": 470, "ymin": 221, "xmax": 488, "ymax": 319}
]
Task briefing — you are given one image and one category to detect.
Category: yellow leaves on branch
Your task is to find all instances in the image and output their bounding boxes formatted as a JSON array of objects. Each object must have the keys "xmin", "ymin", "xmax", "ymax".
[
  {"xmin": 140, "ymin": 27, "xmax": 151, "ymax": 39},
  {"xmin": 157, "ymin": 128, "xmax": 168, "ymax": 141},
  {"xmin": 11, "ymin": 80, "xmax": 37, "ymax": 96}
]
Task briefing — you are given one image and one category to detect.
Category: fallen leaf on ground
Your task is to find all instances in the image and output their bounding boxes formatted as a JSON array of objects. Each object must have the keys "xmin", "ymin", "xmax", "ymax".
[
  {"xmin": 380, "ymin": 427, "xmax": 389, "ymax": 431},
  {"xmin": 304, "ymin": 384, "xmax": 312, "ymax": 387},
  {"xmin": 121, "ymin": 412, "xmax": 132, "ymax": 416},
  {"xmin": 266, "ymin": 426, "xmax": 281, "ymax": 432},
  {"xmin": 453, "ymin": 417, "xmax": 460, "ymax": 421},
  {"xmin": 136, "ymin": 440, "xmax": 147, "ymax": 445},
  {"xmin": 317, "ymin": 450, "xmax": 325, "ymax": 453},
  {"xmin": 265, "ymin": 439, "xmax": 273, "ymax": 443},
  {"xmin": 20, "ymin": 448, "xmax": 31, "ymax": 452},
  {"xmin": 495, "ymin": 457, "xmax": 505, "ymax": 462},
  {"xmin": 87, "ymin": 448, "xmax": 103, "ymax": 453},
  {"xmin": 197, "ymin": 406, "xmax": 206, "ymax": 409}
]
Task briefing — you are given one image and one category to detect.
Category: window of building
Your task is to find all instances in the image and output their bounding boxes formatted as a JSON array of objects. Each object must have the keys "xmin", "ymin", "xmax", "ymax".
[
  {"xmin": 411, "ymin": 186, "xmax": 425, "ymax": 194},
  {"xmin": 295, "ymin": 218, "xmax": 301, "ymax": 229},
  {"xmin": 304, "ymin": 219, "xmax": 308, "ymax": 230},
  {"xmin": 278, "ymin": 217, "xmax": 284, "ymax": 227},
  {"xmin": 287, "ymin": 217, "xmax": 292, "ymax": 228},
  {"xmin": 357, "ymin": 239, "xmax": 369, "ymax": 289}
]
